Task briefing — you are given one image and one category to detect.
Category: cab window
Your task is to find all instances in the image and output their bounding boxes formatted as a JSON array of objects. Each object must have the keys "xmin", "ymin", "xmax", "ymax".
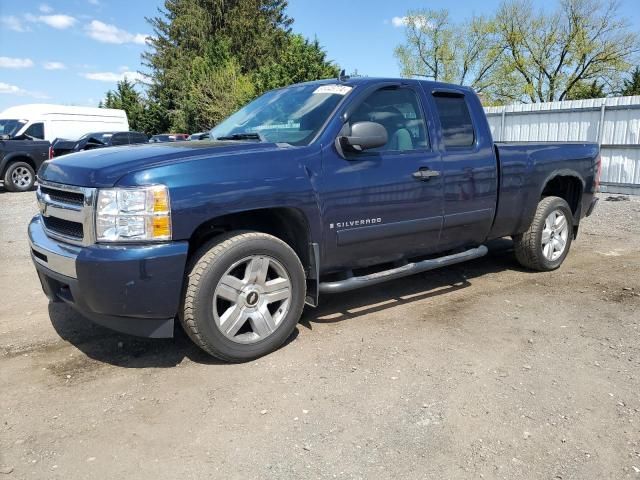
[
  {"xmin": 24, "ymin": 122, "xmax": 45, "ymax": 139},
  {"xmin": 349, "ymin": 87, "xmax": 429, "ymax": 152},
  {"xmin": 433, "ymin": 94, "xmax": 475, "ymax": 148},
  {"xmin": 111, "ymin": 133, "xmax": 129, "ymax": 146}
]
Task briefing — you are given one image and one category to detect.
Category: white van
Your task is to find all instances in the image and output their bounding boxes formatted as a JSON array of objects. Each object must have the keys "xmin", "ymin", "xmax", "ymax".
[{"xmin": 0, "ymin": 104, "xmax": 129, "ymax": 142}]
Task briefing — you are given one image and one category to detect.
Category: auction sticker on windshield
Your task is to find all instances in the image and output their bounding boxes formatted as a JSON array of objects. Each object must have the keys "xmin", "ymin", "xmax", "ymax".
[{"xmin": 313, "ymin": 85, "xmax": 352, "ymax": 95}]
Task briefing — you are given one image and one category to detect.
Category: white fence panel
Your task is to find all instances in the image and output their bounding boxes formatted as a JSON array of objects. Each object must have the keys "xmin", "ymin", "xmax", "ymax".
[{"xmin": 485, "ymin": 96, "xmax": 640, "ymax": 193}]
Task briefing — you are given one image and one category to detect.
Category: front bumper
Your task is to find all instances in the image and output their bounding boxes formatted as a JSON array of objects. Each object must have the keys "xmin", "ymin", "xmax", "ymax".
[{"xmin": 29, "ymin": 215, "xmax": 189, "ymax": 338}]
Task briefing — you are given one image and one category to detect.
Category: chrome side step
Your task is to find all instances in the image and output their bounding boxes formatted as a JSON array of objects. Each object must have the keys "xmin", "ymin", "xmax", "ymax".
[{"xmin": 318, "ymin": 245, "xmax": 488, "ymax": 294}]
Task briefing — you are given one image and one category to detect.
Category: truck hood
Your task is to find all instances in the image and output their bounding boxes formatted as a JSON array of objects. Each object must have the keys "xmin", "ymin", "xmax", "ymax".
[{"xmin": 38, "ymin": 141, "xmax": 284, "ymax": 187}]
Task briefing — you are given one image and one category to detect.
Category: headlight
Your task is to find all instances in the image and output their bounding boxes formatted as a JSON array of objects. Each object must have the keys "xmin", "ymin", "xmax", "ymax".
[{"xmin": 96, "ymin": 185, "xmax": 171, "ymax": 242}]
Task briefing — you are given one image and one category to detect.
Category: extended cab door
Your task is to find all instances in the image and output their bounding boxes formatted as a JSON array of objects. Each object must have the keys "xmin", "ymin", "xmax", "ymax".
[
  {"xmin": 427, "ymin": 89, "xmax": 498, "ymax": 250},
  {"xmin": 319, "ymin": 84, "xmax": 444, "ymax": 271}
]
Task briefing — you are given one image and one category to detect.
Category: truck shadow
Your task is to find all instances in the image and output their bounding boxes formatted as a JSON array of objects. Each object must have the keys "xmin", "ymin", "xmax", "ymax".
[{"xmin": 47, "ymin": 238, "xmax": 521, "ymax": 369}]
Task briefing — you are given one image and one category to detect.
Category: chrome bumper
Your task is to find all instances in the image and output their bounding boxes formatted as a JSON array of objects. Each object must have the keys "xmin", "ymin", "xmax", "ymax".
[{"xmin": 28, "ymin": 215, "xmax": 79, "ymax": 278}]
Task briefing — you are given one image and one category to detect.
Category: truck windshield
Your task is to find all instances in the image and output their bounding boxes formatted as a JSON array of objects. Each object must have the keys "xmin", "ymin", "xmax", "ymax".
[
  {"xmin": 0, "ymin": 119, "xmax": 27, "ymax": 137},
  {"xmin": 209, "ymin": 83, "xmax": 352, "ymax": 146}
]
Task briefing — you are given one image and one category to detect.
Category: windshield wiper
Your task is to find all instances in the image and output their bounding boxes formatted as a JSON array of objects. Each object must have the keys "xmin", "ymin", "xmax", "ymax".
[{"xmin": 216, "ymin": 132, "xmax": 263, "ymax": 142}]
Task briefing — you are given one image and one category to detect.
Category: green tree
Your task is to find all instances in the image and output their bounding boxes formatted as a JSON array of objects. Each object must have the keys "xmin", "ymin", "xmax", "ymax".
[
  {"xmin": 621, "ymin": 66, "xmax": 640, "ymax": 96},
  {"xmin": 176, "ymin": 57, "xmax": 255, "ymax": 132},
  {"xmin": 254, "ymin": 34, "xmax": 340, "ymax": 93},
  {"xmin": 394, "ymin": 0, "xmax": 639, "ymax": 103},
  {"xmin": 494, "ymin": 0, "xmax": 638, "ymax": 102},
  {"xmin": 565, "ymin": 80, "xmax": 606, "ymax": 100},
  {"xmin": 141, "ymin": 0, "xmax": 311, "ymax": 133},
  {"xmin": 102, "ymin": 79, "xmax": 146, "ymax": 132},
  {"xmin": 394, "ymin": 10, "xmax": 504, "ymax": 95}
]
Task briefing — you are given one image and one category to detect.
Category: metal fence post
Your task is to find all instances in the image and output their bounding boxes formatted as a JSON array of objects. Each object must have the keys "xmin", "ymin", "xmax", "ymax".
[{"xmin": 596, "ymin": 103, "xmax": 606, "ymax": 146}]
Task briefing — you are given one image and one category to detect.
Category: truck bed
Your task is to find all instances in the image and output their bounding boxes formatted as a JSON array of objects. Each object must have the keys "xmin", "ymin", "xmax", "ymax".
[{"xmin": 489, "ymin": 141, "xmax": 600, "ymax": 239}]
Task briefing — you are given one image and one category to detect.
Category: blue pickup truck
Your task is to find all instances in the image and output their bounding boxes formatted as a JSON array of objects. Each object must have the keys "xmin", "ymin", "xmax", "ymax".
[{"xmin": 29, "ymin": 78, "xmax": 600, "ymax": 361}]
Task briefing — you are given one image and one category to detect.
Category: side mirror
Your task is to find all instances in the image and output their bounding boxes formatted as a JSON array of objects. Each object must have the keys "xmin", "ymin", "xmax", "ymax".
[
  {"xmin": 0, "ymin": 134, "xmax": 10, "ymax": 141},
  {"xmin": 338, "ymin": 121, "xmax": 387, "ymax": 153}
]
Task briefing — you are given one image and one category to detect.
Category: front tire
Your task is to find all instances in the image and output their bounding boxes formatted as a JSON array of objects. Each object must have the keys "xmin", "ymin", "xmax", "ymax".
[
  {"xmin": 513, "ymin": 196, "xmax": 573, "ymax": 271},
  {"xmin": 3, "ymin": 162, "xmax": 35, "ymax": 192},
  {"xmin": 180, "ymin": 232, "xmax": 306, "ymax": 362}
]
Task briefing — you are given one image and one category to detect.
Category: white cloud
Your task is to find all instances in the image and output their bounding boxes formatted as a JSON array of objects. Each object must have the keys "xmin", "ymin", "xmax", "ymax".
[
  {"xmin": 43, "ymin": 61, "xmax": 66, "ymax": 70},
  {"xmin": 39, "ymin": 4, "xmax": 53, "ymax": 13},
  {"xmin": 88, "ymin": 0, "xmax": 100, "ymax": 5},
  {"xmin": 85, "ymin": 20, "xmax": 149, "ymax": 45},
  {"xmin": 40, "ymin": 14, "xmax": 77, "ymax": 29},
  {"xmin": 1, "ymin": 16, "xmax": 29, "ymax": 32},
  {"xmin": 0, "ymin": 82, "xmax": 49, "ymax": 99},
  {"xmin": 0, "ymin": 83, "xmax": 24, "ymax": 95},
  {"xmin": 26, "ymin": 13, "xmax": 77, "ymax": 29},
  {"xmin": 390, "ymin": 15, "xmax": 432, "ymax": 29},
  {"xmin": 0, "ymin": 57, "xmax": 34, "ymax": 69},
  {"xmin": 81, "ymin": 70, "xmax": 146, "ymax": 83}
]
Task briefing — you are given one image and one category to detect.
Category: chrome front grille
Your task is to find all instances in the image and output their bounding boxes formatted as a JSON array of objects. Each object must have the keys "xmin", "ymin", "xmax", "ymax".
[
  {"xmin": 36, "ymin": 180, "xmax": 97, "ymax": 246},
  {"xmin": 39, "ymin": 186, "xmax": 85, "ymax": 206}
]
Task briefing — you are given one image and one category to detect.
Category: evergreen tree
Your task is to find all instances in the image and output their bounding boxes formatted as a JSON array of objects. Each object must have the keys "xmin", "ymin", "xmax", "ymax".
[
  {"xmin": 139, "ymin": 0, "xmax": 338, "ymax": 133},
  {"xmin": 621, "ymin": 67, "xmax": 640, "ymax": 96},
  {"xmin": 254, "ymin": 35, "xmax": 340, "ymax": 92},
  {"xmin": 102, "ymin": 79, "xmax": 146, "ymax": 132}
]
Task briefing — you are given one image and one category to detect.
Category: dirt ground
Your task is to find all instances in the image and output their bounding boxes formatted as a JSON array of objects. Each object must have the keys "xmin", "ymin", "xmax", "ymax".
[{"xmin": 1, "ymin": 189, "xmax": 639, "ymax": 480}]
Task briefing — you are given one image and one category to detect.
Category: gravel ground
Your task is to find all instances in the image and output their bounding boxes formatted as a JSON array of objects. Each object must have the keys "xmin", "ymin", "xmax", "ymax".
[{"xmin": 0, "ymin": 189, "xmax": 639, "ymax": 479}]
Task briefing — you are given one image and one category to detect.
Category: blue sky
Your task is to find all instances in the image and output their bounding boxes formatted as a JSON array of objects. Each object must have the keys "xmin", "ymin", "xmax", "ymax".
[{"xmin": 1, "ymin": 0, "xmax": 640, "ymax": 112}]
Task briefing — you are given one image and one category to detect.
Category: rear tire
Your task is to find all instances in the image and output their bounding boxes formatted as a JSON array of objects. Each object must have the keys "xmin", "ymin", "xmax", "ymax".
[
  {"xmin": 180, "ymin": 231, "xmax": 306, "ymax": 362},
  {"xmin": 513, "ymin": 196, "xmax": 573, "ymax": 271},
  {"xmin": 3, "ymin": 162, "xmax": 35, "ymax": 192}
]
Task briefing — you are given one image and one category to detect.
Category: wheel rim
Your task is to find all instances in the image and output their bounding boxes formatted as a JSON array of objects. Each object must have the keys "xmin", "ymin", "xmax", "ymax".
[
  {"xmin": 212, "ymin": 255, "xmax": 292, "ymax": 344},
  {"xmin": 541, "ymin": 209, "xmax": 569, "ymax": 261},
  {"xmin": 11, "ymin": 166, "xmax": 32, "ymax": 188}
]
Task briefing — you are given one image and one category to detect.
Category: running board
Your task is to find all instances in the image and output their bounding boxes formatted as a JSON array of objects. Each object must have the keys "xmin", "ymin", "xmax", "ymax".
[{"xmin": 318, "ymin": 245, "xmax": 488, "ymax": 294}]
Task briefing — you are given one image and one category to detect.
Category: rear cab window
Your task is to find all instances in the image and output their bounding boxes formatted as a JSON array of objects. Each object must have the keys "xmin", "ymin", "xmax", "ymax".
[
  {"xmin": 111, "ymin": 133, "xmax": 129, "ymax": 146},
  {"xmin": 432, "ymin": 94, "xmax": 475, "ymax": 148},
  {"xmin": 130, "ymin": 133, "xmax": 147, "ymax": 144},
  {"xmin": 24, "ymin": 122, "xmax": 45, "ymax": 140}
]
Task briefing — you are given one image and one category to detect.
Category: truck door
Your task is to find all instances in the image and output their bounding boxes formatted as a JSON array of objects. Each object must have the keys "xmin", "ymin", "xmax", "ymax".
[
  {"xmin": 319, "ymin": 84, "xmax": 444, "ymax": 271},
  {"xmin": 428, "ymin": 89, "xmax": 498, "ymax": 250}
]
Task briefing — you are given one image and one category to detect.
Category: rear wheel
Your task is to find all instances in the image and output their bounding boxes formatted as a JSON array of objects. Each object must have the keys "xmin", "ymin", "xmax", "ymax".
[
  {"xmin": 3, "ymin": 162, "xmax": 35, "ymax": 192},
  {"xmin": 180, "ymin": 231, "xmax": 306, "ymax": 362},
  {"xmin": 513, "ymin": 196, "xmax": 573, "ymax": 271}
]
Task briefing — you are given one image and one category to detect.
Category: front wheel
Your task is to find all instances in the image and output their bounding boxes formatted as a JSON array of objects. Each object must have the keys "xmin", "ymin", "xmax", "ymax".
[
  {"xmin": 3, "ymin": 162, "xmax": 35, "ymax": 192},
  {"xmin": 180, "ymin": 232, "xmax": 306, "ymax": 362},
  {"xmin": 513, "ymin": 196, "xmax": 573, "ymax": 271}
]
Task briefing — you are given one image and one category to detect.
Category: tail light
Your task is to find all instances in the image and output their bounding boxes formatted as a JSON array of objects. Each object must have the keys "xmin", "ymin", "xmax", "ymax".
[
  {"xmin": 594, "ymin": 154, "xmax": 602, "ymax": 192},
  {"xmin": 48, "ymin": 145, "xmax": 54, "ymax": 159}
]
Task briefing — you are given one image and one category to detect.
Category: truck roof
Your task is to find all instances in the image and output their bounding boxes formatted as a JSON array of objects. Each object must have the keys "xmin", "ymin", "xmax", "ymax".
[
  {"xmin": 290, "ymin": 76, "xmax": 475, "ymax": 93},
  {"xmin": 0, "ymin": 103, "xmax": 126, "ymax": 119}
]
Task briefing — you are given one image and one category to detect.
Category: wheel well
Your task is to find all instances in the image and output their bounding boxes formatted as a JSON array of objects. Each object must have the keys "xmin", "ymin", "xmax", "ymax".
[
  {"xmin": 2, "ymin": 156, "xmax": 36, "ymax": 176},
  {"xmin": 541, "ymin": 176, "xmax": 582, "ymax": 216},
  {"xmin": 188, "ymin": 208, "xmax": 311, "ymax": 272}
]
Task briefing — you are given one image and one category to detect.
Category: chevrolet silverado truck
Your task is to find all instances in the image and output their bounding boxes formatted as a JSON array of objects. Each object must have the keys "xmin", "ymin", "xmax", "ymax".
[{"xmin": 29, "ymin": 78, "xmax": 600, "ymax": 361}]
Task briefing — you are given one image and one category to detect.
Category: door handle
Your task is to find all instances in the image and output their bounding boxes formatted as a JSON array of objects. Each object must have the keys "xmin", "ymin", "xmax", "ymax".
[{"xmin": 412, "ymin": 167, "xmax": 440, "ymax": 181}]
